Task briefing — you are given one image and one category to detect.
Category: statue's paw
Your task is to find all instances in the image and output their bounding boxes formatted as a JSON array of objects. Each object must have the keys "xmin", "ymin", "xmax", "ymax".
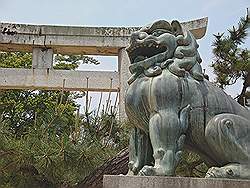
[
  {"xmin": 205, "ymin": 166, "xmax": 236, "ymax": 179},
  {"xmin": 128, "ymin": 161, "xmax": 140, "ymax": 175},
  {"xmin": 127, "ymin": 170, "xmax": 134, "ymax": 175},
  {"xmin": 138, "ymin": 165, "xmax": 166, "ymax": 176},
  {"xmin": 138, "ymin": 165, "xmax": 156, "ymax": 176},
  {"xmin": 205, "ymin": 167, "xmax": 221, "ymax": 178}
]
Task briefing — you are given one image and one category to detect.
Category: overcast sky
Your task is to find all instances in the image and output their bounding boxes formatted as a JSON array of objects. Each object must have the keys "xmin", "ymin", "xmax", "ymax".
[{"xmin": 0, "ymin": 0, "xmax": 249, "ymax": 102}]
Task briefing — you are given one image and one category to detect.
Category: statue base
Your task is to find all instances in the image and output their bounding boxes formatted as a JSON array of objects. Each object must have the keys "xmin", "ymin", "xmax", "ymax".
[{"xmin": 103, "ymin": 175, "xmax": 250, "ymax": 188}]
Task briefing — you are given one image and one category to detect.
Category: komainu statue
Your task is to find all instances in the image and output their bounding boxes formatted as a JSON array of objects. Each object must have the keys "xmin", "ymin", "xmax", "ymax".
[{"xmin": 125, "ymin": 20, "xmax": 250, "ymax": 179}]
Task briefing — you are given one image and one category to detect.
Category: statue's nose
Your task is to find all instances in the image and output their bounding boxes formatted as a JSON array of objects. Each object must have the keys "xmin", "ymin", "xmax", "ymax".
[{"xmin": 131, "ymin": 31, "xmax": 148, "ymax": 42}]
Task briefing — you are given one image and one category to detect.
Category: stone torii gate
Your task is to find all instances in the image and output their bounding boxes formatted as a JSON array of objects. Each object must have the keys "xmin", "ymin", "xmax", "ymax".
[{"xmin": 0, "ymin": 18, "xmax": 208, "ymax": 118}]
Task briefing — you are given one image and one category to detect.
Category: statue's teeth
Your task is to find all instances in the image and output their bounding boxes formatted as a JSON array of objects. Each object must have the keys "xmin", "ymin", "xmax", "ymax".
[{"xmin": 156, "ymin": 45, "xmax": 159, "ymax": 48}]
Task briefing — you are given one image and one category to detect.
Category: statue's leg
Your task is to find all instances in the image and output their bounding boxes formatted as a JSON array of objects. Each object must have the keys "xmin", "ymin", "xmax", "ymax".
[
  {"xmin": 128, "ymin": 127, "xmax": 153, "ymax": 175},
  {"xmin": 205, "ymin": 113, "xmax": 250, "ymax": 179},
  {"xmin": 138, "ymin": 106, "xmax": 190, "ymax": 176}
]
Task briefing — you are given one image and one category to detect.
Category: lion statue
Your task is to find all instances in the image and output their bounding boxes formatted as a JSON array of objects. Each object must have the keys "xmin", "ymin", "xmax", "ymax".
[{"xmin": 125, "ymin": 20, "xmax": 250, "ymax": 179}]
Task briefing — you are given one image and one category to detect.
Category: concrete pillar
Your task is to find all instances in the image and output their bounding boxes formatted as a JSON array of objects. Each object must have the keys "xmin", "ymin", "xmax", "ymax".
[
  {"xmin": 118, "ymin": 48, "xmax": 131, "ymax": 120},
  {"xmin": 32, "ymin": 48, "xmax": 53, "ymax": 69}
]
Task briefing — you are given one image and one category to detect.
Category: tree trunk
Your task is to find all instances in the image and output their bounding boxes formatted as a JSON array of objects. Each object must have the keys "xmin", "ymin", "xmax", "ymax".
[
  {"xmin": 238, "ymin": 72, "xmax": 250, "ymax": 105},
  {"xmin": 76, "ymin": 148, "xmax": 128, "ymax": 188}
]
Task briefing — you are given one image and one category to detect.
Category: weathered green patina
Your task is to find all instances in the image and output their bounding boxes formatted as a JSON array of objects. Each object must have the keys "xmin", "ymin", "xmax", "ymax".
[{"xmin": 125, "ymin": 20, "xmax": 250, "ymax": 179}]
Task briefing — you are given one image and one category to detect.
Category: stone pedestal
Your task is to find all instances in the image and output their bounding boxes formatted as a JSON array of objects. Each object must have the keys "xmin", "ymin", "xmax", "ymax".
[{"xmin": 103, "ymin": 175, "xmax": 250, "ymax": 188}]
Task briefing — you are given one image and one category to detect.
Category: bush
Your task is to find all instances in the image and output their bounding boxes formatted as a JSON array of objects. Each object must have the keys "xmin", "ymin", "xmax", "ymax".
[{"xmin": 0, "ymin": 106, "xmax": 129, "ymax": 188}]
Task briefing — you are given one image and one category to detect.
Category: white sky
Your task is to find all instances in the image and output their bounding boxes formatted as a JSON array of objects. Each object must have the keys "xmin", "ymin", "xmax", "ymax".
[{"xmin": 0, "ymin": 0, "xmax": 249, "ymax": 110}]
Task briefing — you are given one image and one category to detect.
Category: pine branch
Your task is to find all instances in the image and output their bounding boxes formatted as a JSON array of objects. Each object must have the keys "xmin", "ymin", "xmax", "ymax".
[{"xmin": 229, "ymin": 16, "xmax": 250, "ymax": 45}]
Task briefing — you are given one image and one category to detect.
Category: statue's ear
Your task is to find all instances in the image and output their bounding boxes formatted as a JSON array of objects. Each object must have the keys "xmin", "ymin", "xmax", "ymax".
[
  {"xmin": 148, "ymin": 20, "xmax": 172, "ymax": 33},
  {"xmin": 171, "ymin": 20, "xmax": 183, "ymax": 36}
]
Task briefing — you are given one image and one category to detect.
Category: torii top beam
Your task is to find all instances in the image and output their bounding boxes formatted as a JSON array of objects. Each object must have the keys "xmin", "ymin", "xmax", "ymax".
[{"xmin": 0, "ymin": 18, "xmax": 208, "ymax": 56}]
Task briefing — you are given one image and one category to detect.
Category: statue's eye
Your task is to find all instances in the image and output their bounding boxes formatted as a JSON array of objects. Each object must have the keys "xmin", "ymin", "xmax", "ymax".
[
  {"xmin": 226, "ymin": 169, "xmax": 234, "ymax": 176},
  {"xmin": 151, "ymin": 29, "xmax": 166, "ymax": 37}
]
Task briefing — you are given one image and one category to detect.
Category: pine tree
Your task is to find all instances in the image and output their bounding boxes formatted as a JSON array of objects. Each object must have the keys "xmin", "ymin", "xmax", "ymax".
[{"xmin": 212, "ymin": 9, "xmax": 250, "ymax": 105}]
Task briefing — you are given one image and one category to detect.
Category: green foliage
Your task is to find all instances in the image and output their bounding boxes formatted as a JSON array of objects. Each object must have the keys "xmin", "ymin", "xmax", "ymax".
[
  {"xmin": 211, "ymin": 12, "xmax": 250, "ymax": 104},
  {"xmin": 0, "ymin": 90, "xmax": 79, "ymax": 137},
  {"xmin": 0, "ymin": 110, "xmax": 128, "ymax": 188},
  {"xmin": 176, "ymin": 151, "xmax": 208, "ymax": 178},
  {"xmin": 0, "ymin": 52, "xmax": 100, "ymax": 70},
  {"xmin": 54, "ymin": 54, "xmax": 100, "ymax": 70},
  {"xmin": 0, "ymin": 52, "xmax": 32, "ymax": 68}
]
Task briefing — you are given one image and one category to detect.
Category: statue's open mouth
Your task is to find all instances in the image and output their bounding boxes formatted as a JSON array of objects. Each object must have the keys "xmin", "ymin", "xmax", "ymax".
[{"xmin": 126, "ymin": 41, "xmax": 168, "ymax": 64}]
